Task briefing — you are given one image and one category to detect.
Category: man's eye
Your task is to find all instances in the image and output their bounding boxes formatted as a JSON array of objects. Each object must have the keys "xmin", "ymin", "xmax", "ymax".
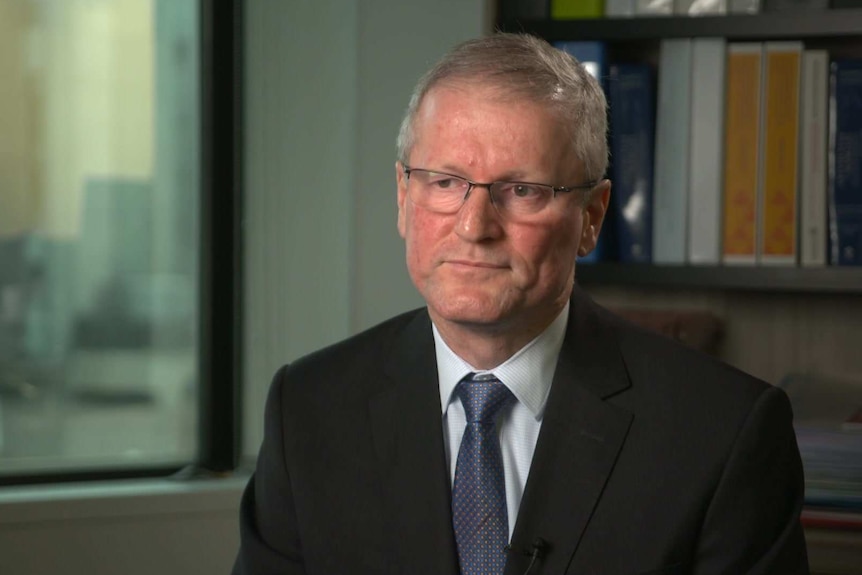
[
  {"xmin": 512, "ymin": 185, "xmax": 541, "ymax": 198},
  {"xmin": 429, "ymin": 177, "xmax": 461, "ymax": 190}
]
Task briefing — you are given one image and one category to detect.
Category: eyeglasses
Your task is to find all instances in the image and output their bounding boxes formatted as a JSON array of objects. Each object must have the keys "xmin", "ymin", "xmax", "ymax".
[{"xmin": 402, "ymin": 165, "xmax": 596, "ymax": 220}]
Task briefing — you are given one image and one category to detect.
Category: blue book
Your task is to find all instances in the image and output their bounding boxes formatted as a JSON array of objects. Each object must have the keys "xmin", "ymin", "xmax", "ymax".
[
  {"xmin": 828, "ymin": 59, "xmax": 862, "ymax": 266},
  {"xmin": 555, "ymin": 41, "xmax": 614, "ymax": 263},
  {"xmin": 608, "ymin": 63, "xmax": 655, "ymax": 263},
  {"xmin": 555, "ymin": 41, "xmax": 608, "ymax": 88}
]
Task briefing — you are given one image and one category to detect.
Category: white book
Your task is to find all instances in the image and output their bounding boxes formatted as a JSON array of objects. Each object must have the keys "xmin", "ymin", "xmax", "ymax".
[
  {"xmin": 636, "ymin": 0, "xmax": 674, "ymax": 14},
  {"xmin": 606, "ymin": 0, "xmax": 637, "ymax": 16},
  {"xmin": 800, "ymin": 49, "xmax": 829, "ymax": 267},
  {"xmin": 653, "ymin": 39, "xmax": 693, "ymax": 264},
  {"xmin": 688, "ymin": 38, "xmax": 727, "ymax": 264},
  {"xmin": 675, "ymin": 0, "xmax": 727, "ymax": 14}
]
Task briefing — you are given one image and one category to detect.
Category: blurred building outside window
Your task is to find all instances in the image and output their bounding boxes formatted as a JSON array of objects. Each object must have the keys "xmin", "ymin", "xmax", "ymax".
[{"xmin": 0, "ymin": 0, "xmax": 200, "ymax": 476}]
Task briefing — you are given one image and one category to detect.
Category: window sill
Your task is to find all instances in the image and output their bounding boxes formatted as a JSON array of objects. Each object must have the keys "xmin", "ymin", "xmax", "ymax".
[{"xmin": 0, "ymin": 473, "xmax": 248, "ymax": 524}]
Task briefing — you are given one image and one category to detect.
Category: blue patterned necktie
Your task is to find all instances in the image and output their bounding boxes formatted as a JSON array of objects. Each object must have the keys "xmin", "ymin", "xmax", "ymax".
[{"xmin": 452, "ymin": 373, "xmax": 516, "ymax": 575}]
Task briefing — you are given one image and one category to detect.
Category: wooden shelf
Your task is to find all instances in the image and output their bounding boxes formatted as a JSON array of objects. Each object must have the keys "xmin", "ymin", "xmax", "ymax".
[
  {"xmin": 499, "ymin": 10, "xmax": 862, "ymax": 42},
  {"xmin": 575, "ymin": 264, "xmax": 862, "ymax": 294}
]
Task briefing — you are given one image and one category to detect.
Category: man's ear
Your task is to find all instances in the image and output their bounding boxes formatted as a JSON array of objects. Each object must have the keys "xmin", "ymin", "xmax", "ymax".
[
  {"xmin": 577, "ymin": 179, "xmax": 611, "ymax": 257},
  {"xmin": 396, "ymin": 162, "xmax": 407, "ymax": 239}
]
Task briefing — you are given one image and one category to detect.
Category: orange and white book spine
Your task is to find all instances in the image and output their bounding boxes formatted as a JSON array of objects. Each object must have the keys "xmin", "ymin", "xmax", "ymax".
[
  {"xmin": 722, "ymin": 43, "xmax": 763, "ymax": 265},
  {"xmin": 759, "ymin": 41, "xmax": 802, "ymax": 265}
]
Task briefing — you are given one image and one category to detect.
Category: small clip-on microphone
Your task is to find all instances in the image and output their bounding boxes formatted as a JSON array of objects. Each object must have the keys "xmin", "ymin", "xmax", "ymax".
[{"xmin": 505, "ymin": 537, "xmax": 548, "ymax": 575}]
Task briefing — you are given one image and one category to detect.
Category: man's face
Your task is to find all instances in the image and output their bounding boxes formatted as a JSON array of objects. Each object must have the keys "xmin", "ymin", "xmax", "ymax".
[{"xmin": 396, "ymin": 83, "xmax": 609, "ymax": 337}]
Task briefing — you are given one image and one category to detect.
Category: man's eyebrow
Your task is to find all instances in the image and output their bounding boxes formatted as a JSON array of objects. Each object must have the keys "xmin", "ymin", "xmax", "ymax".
[{"xmin": 435, "ymin": 165, "xmax": 534, "ymax": 181}]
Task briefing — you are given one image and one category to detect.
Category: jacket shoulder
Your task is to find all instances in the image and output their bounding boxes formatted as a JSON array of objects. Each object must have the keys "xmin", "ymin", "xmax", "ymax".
[{"xmin": 270, "ymin": 307, "xmax": 429, "ymax": 402}]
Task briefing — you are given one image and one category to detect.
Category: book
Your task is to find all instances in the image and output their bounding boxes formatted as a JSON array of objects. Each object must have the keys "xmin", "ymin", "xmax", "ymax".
[
  {"xmin": 688, "ymin": 38, "xmax": 727, "ymax": 264},
  {"xmin": 605, "ymin": 0, "xmax": 637, "ymax": 15},
  {"xmin": 800, "ymin": 50, "xmax": 830, "ymax": 267},
  {"xmin": 760, "ymin": 42, "xmax": 802, "ymax": 265},
  {"xmin": 675, "ymin": 0, "xmax": 727, "ymax": 14},
  {"xmin": 722, "ymin": 43, "xmax": 763, "ymax": 265},
  {"xmin": 653, "ymin": 39, "xmax": 692, "ymax": 264},
  {"xmin": 802, "ymin": 507, "xmax": 862, "ymax": 530},
  {"xmin": 635, "ymin": 0, "xmax": 674, "ymax": 14},
  {"xmin": 780, "ymin": 371, "xmax": 862, "ymax": 507},
  {"xmin": 555, "ymin": 41, "xmax": 608, "ymax": 86},
  {"xmin": 828, "ymin": 59, "xmax": 862, "ymax": 266},
  {"xmin": 608, "ymin": 63, "xmax": 656, "ymax": 263},
  {"xmin": 551, "ymin": 0, "xmax": 604, "ymax": 18},
  {"xmin": 556, "ymin": 41, "xmax": 613, "ymax": 263}
]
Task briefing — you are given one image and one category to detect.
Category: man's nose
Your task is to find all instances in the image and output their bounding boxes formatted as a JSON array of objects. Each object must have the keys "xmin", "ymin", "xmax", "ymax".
[{"xmin": 455, "ymin": 184, "xmax": 503, "ymax": 241}]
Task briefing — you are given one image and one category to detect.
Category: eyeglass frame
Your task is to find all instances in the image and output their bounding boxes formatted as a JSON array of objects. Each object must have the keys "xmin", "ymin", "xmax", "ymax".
[{"xmin": 401, "ymin": 164, "xmax": 598, "ymax": 215}]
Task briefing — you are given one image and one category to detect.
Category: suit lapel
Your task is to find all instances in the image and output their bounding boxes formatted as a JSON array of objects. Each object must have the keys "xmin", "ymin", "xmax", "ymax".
[
  {"xmin": 506, "ymin": 289, "xmax": 634, "ymax": 574},
  {"xmin": 368, "ymin": 309, "xmax": 460, "ymax": 575}
]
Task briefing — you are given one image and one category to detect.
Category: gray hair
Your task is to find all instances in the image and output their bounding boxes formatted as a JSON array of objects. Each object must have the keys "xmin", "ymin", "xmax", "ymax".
[{"xmin": 395, "ymin": 33, "xmax": 608, "ymax": 182}]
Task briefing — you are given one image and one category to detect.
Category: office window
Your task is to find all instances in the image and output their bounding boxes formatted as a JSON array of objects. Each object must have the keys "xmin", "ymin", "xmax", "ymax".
[{"xmin": 0, "ymin": 0, "xmax": 200, "ymax": 476}]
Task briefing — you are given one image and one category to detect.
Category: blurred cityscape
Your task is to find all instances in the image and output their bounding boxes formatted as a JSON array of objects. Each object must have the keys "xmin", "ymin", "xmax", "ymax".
[{"xmin": 0, "ymin": 0, "xmax": 200, "ymax": 474}]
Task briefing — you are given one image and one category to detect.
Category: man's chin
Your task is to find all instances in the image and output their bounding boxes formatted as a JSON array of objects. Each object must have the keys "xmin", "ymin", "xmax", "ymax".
[{"xmin": 426, "ymin": 299, "xmax": 514, "ymax": 331}]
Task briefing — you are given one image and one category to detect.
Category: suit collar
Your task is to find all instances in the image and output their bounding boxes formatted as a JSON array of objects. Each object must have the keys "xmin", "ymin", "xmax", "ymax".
[
  {"xmin": 506, "ymin": 288, "xmax": 634, "ymax": 574},
  {"xmin": 370, "ymin": 309, "xmax": 460, "ymax": 575},
  {"xmin": 370, "ymin": 291, "xmax": 634, "ymax": 574}
]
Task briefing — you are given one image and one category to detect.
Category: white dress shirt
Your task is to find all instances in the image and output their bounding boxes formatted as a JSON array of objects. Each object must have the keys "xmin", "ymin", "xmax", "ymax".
[{"xmin": 433, "ymin": 303, "xmax": 569, "ymax": 539}]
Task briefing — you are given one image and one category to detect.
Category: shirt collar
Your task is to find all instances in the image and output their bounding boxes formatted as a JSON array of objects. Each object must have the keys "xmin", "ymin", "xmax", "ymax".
[{"xmin": 434, "ymin": 302, "xmax": 569, "ymax": 420}]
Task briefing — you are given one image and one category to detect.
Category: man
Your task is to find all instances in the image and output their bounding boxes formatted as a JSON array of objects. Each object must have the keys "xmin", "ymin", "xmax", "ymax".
[{"xmin": 233, "ymin": 33, "xmax": 808, "ymax": 574}]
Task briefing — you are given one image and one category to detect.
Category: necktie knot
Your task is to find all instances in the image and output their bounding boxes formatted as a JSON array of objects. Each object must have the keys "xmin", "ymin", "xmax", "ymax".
[{"xmin": 456, "ymin": 374, "xmax": 514, "ymax": 424}]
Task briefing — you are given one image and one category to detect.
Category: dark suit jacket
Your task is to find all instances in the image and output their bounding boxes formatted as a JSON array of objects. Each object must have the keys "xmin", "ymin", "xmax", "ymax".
[{"xmin": 233, "ymin": 288, "xmax": 808, "ymax": 574}]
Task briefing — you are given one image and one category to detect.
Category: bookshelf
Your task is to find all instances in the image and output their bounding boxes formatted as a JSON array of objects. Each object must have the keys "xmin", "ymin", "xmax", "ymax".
[
  {"xmin": 499, "ymin": 8, "xmax": 862, "ymax": 574},
  {"xmin": 496, "ymin": 8, "xmax": 862, "ymax": 292},
  {"xmin": 499, "ymin": 10, "xmax": 862, "ymax": 41}
]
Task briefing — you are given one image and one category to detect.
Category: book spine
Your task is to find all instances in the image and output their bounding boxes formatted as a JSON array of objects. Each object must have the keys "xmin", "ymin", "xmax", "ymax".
[
  {"xmin": 554, "ymin": 41, "xmax": 608, "ymax": 84},
  {"xmin": 722, "ymin": 43, "xmax": 763, "ymax": 265},
  {"xmin": 605, "ymin": 0, "xmax": 637, "ymax": 15},
  {"xmin": 759, "ymin": 41, "xmax": 802, "ymax": 265},
  {"xmin": 557, "ymin": 41, "xmax": 613, "ymax": 263},
  {"xmin": 801, "ymin": 508, "xmax": 862, "ymax": 531},
  {"xmin": 653, "ymin": 39, "xmax": 692, "ymax": 264},
  {"xmin": 635, "ymin": 0, "xmax": 674, "ymax": 14},
  {"xmin": 674, "ymin": 0, "xmax": 727, "ymax": 14},
  {"xmin": 688, "ymin": 38, "xmax": 727, "ymax": 264},
  {"xmin": 800, "ymin": 50, "xmax": 829, "ymax": 267},
  {"xmin": 828, "ymin": 59, "xmax": 862, "ymax": 266},
  {"xmin": 609, "ymin": 63, "xmax": 656, "ymax": 263}
]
